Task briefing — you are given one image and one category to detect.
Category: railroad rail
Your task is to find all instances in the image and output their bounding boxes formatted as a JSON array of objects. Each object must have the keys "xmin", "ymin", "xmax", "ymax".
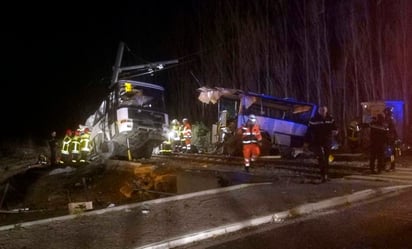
[{"xmin": 150, "ymin": 152, "xmax": 371, "ymax": 180}]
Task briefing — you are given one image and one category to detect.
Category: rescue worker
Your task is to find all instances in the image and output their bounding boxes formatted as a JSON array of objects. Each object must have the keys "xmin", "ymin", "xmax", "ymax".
[
  {"xmin": 383, "ymin": 107, "xmax": 399, "ymax": 171},
  {"xmin": 79, "ymin": 128, "xmax": 92, "ymax": 163},
  {"xmin": 70, "ymin": 129, "xmax": 81, "ymax": 163},
  {"xmin": 181, "ymin": 118, "xmax": 192, "ymax": 153},
  {"xmin": 347, "ymin": 119, "xmax": 361, "ymax": 153},
  {"xmin": 237, "ymin": 114, "xmax": 262, "ymax": 172},
  {"xmin": 159, "ymin": 120, "xmax": 180, "ymax": 154},
  {"xmin": 305, "ymin": 106, "xmax": 338, "ymax": 183},
  {"xmin": 170, "ymin": 119, "xmax": 182, "ymax": 152},
  {"xmin": 369, "ymin": 114, "xmax": 388, "ymax": 174},
  {"xmin": 60, "ymin": 129, "xmax": 73, "ymax": 164},
  {"xmin": 48, "ymin": 131, "xmax": 59, "ymax": 166}
]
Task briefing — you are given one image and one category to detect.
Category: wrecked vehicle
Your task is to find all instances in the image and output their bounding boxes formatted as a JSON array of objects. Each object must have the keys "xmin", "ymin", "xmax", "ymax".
[
  {"xmin": 197, "ymin": 87, "xmax": 318, "ymax": 158},
  {"xmin": 85, "ymin": 80, "xmax": 170, "ymax": 160},
  {"xmin": 84, "ymin": 42, "xmax": 177, "ymax": 160}
]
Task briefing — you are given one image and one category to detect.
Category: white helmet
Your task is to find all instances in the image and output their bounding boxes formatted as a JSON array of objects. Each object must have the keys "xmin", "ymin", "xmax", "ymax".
[
  {"xmin": 248, "ymin": 114, "xmax": 256, "ymax": 123},
  {"xmin": 171, "ymin": 119, "xmax": 179, "ymax": 125}
]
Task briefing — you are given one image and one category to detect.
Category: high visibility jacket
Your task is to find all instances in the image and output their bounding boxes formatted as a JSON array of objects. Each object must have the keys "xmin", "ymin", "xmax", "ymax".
[
  {"xmin": 70, "ymin": 134, "xmax": 80, "ymax": 154},
  {"xmin": 182, "ymin": 123, "xmax": 192, "ymax": 140},
  {"xmin": 240, "ymin": 124, "xmax": 262, "ymax": 144},
  {"xmin": 61, "ymin": 135, "xmax": 72, "ymax": 155},
  {"xmin": 80, "ymin": 133, "xmax": 92, "ymax": 152},
  {"xmin": 170, "ymin": 124, "xmax": 181, "ymax": 141}
]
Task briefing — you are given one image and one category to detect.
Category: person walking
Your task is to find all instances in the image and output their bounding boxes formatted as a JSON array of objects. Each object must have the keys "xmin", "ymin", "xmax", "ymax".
[
  {"xmin": 369, "ymin": 114, "xmax": 388, "ymax": 174},
  {"xmin": 305, "ymin": 106, "xmax": 338, "ymax": 182},
  {"xmin": 48, "ymin": 131, "xmax": 59, "ymax": 166},
  {"xmin": 238, "ymin": 114, "xmax": 262, "ymax": 172}
]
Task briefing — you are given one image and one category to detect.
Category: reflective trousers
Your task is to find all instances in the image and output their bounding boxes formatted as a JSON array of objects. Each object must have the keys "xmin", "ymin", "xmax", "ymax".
[{"xmin": 242, "ymin": 143, "xmax": 260, "ymax": 167}]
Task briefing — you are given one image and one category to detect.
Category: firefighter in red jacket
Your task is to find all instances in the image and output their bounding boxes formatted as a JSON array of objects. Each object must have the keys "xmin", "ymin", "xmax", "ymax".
[
  {"xmin": 181, "ymin": 118, "xmax": 192, "ymax": 152},
  {"xmin": 238, "ymin": 114, "xmax": 262, "ymax": 172}
]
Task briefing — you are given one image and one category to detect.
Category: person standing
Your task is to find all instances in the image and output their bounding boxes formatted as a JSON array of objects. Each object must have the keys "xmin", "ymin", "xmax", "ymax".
[
  {"xmin": 170, "ymin": 119, "xmax": 182, "ymax": 152},
  {"xmin": 305, "ymin": 106, "xmax": 338, "ymax": 182},
  {"xmin": 238, "ymin": 114, "xmax": 262, "ymax": 172},
  {"xmin": 60, "ymin": 129, "xmax": 73, "ymax": 164},
  {"xmin": 181, "ymin": 118, "xmax": 192, "ymax": 152},
  {"xmin": 48, "ymin": 131, "xmax": 59, "ymax": 166},
  {"xmin": 79, "ymin": 128, "xmax": 92, "ymax": 163},
  {"xmin": 369, "ymin": 114, "xmax": 388, "ymax": 174},
  {"xmin": 383, "ymin": 107, "xmax": 398, "ymax": 171},
  {"xmin": 70, "ymin": 129, "xmax": 81, "ymax": 163}
]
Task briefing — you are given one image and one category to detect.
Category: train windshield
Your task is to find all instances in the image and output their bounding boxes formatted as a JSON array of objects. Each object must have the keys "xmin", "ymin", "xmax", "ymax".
[{"xmin": 117, "ymin": 80, "xmax": 166, "ymax": 112}]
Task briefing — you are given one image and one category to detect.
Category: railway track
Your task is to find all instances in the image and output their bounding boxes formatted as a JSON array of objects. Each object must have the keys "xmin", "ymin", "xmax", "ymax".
[{"xmin": 150, "ymin": 152, "xmax": 371, "ymax": 180}]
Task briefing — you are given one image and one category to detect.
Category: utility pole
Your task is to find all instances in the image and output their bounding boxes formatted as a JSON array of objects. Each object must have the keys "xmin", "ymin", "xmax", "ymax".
[{"xmin": 110, "ymin": 41, "xmax": 178, "ymax": 89}]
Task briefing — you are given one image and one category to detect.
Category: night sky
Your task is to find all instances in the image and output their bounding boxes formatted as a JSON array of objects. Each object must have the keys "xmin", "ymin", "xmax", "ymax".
[
  {"xmin": 2, "ymin": 1, "xmax": 196, "ymax": 143},
  {"xmin": 2, "ymin": 1, "xmax": 411, "ymax": 144}
]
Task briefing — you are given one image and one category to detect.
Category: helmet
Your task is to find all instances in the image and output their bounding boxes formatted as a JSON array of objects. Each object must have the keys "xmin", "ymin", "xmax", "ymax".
[
  {"xmin": 171, "ymin": 119, "xmax": 179, "ymax": 125},
  {"xmin": 384, "ymin": 106, "xmax": 393, "ymax": 116},
  {"xmin": 182, "ymin": 118, "xmax": 188, "ymax": 123},
  {"xmin": 248, "ymin": 114, "xmax": 257, "ymax": 124}
]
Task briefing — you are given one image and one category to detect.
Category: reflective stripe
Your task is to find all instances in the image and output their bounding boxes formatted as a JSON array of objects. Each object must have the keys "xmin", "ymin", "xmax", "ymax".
[
  {"xmin": 242, "ymin": 132, "xmax": 260, "ymax": 136},
  {"xmin": 71, "ymin": 141, "xmax": 80, "ymax": 153},
  {"xmin": 309, "ymin": 120, "xmax": 335, "ymax": 125},
  {"xmin": 242, "ymin": 140, "xmax": 259, "ymax": 144},
  {"xmin": 61, "ymin": 136, "xmax": 72, "ymax": 154}
]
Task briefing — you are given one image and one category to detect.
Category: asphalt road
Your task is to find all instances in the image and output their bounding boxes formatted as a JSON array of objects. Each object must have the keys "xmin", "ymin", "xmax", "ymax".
[
  {"xmin": 189, "ymin": 187, "xmax": 412, "ymax": 249},
  {"xmin": 1, "ymin": 154, "xmax": 411, "ymax": 249}
]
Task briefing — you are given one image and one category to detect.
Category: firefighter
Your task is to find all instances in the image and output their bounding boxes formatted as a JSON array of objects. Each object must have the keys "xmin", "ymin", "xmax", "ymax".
[
  {"xmin": 304, "ymin": 106, "xmax": 338, "ymax": 182},
  {"xmin": 79, "ymin": 128, "xmax": 92, "ymax": 163},
  {"xmin": 159, "ymin": 120, "xmax": 178, "ymax": 155},
  {"xmin": 70, "ymin": 129, "xmax": 81, "ymax": 163},
  {"xmin": 170, "ymin": 119, "xmax": 182, "ymax": 152},
  {"xmin": 181, "ymin": 118, "xmax": 192, "ymax": 152},
  {"xmin": 347, "ymin": 119, "xmax": 361, "ymax": 153},
  {"xmin": 383, "ymin": 107, "xmax": 399, "ymax": 171},
  {"xmin": 237, "ymin": 114, "xmax": 262, "ymax": 172},
  {"xmin": 369, "ymin": 114, "xmax": 388, "ymax": 174},
  {"xmin": 60, "ymin": 129, "xmax": 73, "ymax": 164}
]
